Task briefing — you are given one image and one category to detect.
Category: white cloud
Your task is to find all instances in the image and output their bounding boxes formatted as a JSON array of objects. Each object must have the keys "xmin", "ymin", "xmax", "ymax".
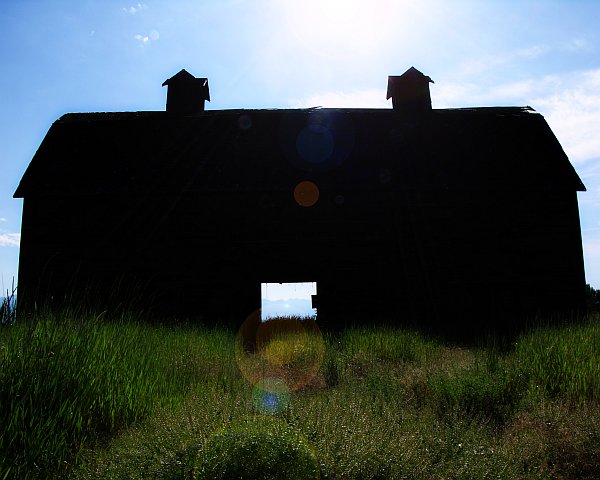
[
  {"xmin": 123, "ymin": 3, "xmax": 147, "ymax": 14},
  {"xmin": 529, "ymin": 70, "xmax": 600, "ymax": 165},
  {"xmin": 435, "ymin": 75, "xmax": 562, "ymax": 108},
  {"xmin": 490, "ymin": 79, "xmax": 538, "ymax": 99},
  {"xmin": 288, "ymin": 89, "xmax": 389, "ymax": 109},
  {"xmin": 134, "ymin": 34, "xmax": 149, "ymax": 44},
  {"xmin": 435, "ymin": 79, "xmax": 543, "ymax": 108},
  {"xmin": 435, "ymin": 68, "xmax": 600, "ymax": 166},
  {"xmin": 433, "ymin": 82, "xmax": 478, "ymax": 108},
  {"xmin": 0, "ymin": 218, "xmax": 6, "ymax": 222},
  {"xmin": 134, "ymin": 30, "xmax": 159, "ymax": 44},
  {"xmin": 0, "ymin": 233, "xmax": 20, "ymax": 247}
]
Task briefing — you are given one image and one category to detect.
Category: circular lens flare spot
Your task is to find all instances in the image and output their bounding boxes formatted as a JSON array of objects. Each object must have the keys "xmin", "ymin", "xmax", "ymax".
[
  {"xmin": 296, "ymin": 124, "xmax": 334, "ymax": 164},
  {"xmin": 235, "ymin": 311, "xmax": 325, "ymax": 392},
  {"xmin": 294, "ymin": 181, "xmax": 320, "ymax": 207},
  {"xmin": 238, "ymin": 114, "xmax": 252, "ymax": 130},
  {"xmin": 252, "ymin": 378, "xmax": 290, "ymax": 415}
]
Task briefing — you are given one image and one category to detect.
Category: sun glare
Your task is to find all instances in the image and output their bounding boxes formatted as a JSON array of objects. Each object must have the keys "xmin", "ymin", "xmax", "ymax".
[{"xmin": 278, "ymin": 0, "xmax": 402, "ymax": 60}]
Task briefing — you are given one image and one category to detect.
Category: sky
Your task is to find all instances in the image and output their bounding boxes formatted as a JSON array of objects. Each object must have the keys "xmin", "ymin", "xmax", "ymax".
[
  {"xmin": 1, "ymin": 0, "xmax": 600, "ymax": 306},
  {"xmin": 261, "ymin": 282, "xmax": 317, "ymax": 319}
]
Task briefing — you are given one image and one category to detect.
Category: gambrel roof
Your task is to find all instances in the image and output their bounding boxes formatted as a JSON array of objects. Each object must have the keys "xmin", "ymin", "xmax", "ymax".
[{"xmin": 14, "ymin": 106, "xmax": 585, "ymax": 198}]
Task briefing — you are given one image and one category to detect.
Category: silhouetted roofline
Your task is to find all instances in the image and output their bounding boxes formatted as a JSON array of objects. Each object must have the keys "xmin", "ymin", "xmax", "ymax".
[
  {"xmin": 56, "ymin": 106, "xmax": 537, "ymax": 123},
  {"xmin": 14, "ymin": 106, "xmax": 585, "ymax": 198}
]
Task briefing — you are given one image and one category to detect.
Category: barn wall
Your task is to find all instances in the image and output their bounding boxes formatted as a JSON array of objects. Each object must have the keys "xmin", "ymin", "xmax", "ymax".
[{"xmin": 18, "ymin": 185, "xmax": 586, "ymax": 332}]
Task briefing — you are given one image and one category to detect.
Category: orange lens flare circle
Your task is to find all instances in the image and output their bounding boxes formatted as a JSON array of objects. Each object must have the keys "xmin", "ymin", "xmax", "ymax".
[
  {"xmin": 293, "ymin": 181, "xmax": 320, "ymax": 207},
  {"xmin": 235, "ymin": 310, "xmax": 325, "ymax": 394}
]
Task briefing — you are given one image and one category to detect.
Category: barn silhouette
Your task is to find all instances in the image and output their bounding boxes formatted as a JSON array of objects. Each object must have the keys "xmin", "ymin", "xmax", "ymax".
[{"xmin": 14, "ymin": 67, "xmax": 586, "ymax": 335}]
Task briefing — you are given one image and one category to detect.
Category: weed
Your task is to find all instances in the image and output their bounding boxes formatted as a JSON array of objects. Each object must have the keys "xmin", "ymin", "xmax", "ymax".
[{"xmin": 0, "ymin": 279, "xmax": 16, "ymax": 325}]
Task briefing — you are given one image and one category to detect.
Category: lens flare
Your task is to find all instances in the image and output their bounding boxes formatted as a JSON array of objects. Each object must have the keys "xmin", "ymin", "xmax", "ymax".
[
  {"xmin": 279, "ymin": 110, "xmax": 355, "ymax": 174},
  {"xmin": 294, "ymin": 181, "xmax": 320, "ymax": 207},
  {"xmin": 238, "ymin": 114, "xmax": 252, "ymax": 130},
  {"xmin": 252, "ymin": 378, "xmax": 290, "ymax": 415},
  {"xmin": 235, "ymin": 310, "xmax": 325, "ymax": 393},
  {"xmin": 296, "ymin": 124, "xmax": 334, "ymax": 164}
]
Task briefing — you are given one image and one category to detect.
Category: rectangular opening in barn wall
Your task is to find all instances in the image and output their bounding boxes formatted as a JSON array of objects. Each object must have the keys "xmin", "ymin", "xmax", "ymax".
[{"xmin": 261, "ymin": 282, "xmax": 317, "ymax": 321}]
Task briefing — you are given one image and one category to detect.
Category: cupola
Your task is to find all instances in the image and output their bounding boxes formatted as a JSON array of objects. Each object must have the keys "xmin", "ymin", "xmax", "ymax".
[
  {"xmin": 387, "ymin": 67, "xmax": 434, "ymax": 114},
  {"xmin": 162, "ymin": 69, "xmax": 210, "ymax": 114}
]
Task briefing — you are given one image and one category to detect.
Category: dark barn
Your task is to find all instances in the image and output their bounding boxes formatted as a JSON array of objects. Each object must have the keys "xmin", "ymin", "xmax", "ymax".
[{"xmin": 14, "ymin": 67, "xmax": 587, "ymax": 335}]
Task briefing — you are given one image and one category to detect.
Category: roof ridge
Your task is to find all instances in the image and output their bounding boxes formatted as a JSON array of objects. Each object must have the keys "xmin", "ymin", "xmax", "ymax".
[{"xmin": 57, "ymin": 106, "xmax": 536, "ymax": 122}]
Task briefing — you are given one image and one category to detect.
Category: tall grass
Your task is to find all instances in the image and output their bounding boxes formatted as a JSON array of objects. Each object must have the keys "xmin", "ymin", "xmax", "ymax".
[
  {"xmin": 319, "ymin": 324, "xmax": 436, "ymax": 388},
  {"xmin": 1, "ymin": 310, "xmax": 598, "ymax": 479},
  {"xmin": 0, "ymin": 309, "xmax": 232, "ymax": 479},
  {"xmin": 425, "ymin": 317, "xmax": 599, "ymax": 423},
  {"xmin": 513, "ymin": 318, "xmax": 600, "ymax": 402},
  {"xmin": 335, "ymin": 324, "xmax": 435, "ymax": 364},
  {"xmin": 426, "ymin": 353, "xmax": 526, "ymax": 423},
  {"xmin": 0, "ymin": 279, "xmax": 17, "ymax": 325}
]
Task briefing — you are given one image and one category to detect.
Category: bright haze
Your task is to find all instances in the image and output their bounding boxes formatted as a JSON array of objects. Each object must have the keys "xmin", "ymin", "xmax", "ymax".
[{"xmin": 1, "ymin": 0, "xmax": 600, "ymax": 295}]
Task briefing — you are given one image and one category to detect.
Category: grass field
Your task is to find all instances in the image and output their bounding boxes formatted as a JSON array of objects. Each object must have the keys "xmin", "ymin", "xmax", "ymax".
[{"xmin": 0, "ymin": 307, "xmax": 598, "ymax": 479}]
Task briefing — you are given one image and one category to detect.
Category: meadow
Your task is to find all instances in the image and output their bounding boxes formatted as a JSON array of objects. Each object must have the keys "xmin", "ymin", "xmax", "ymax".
[{"xmin": 0, "ymin": 302, "xmax": 598, "ymax": 479}]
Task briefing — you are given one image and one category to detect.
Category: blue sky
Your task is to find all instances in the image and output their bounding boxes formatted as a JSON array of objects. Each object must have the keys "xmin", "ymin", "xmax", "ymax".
[
  {"xmin": 2, "ymin": 0, "xmax": 600, "ymax": 301},
  {"xmin": 261, "ymin": 283, "xmax": 317, "ymax": 319}
]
